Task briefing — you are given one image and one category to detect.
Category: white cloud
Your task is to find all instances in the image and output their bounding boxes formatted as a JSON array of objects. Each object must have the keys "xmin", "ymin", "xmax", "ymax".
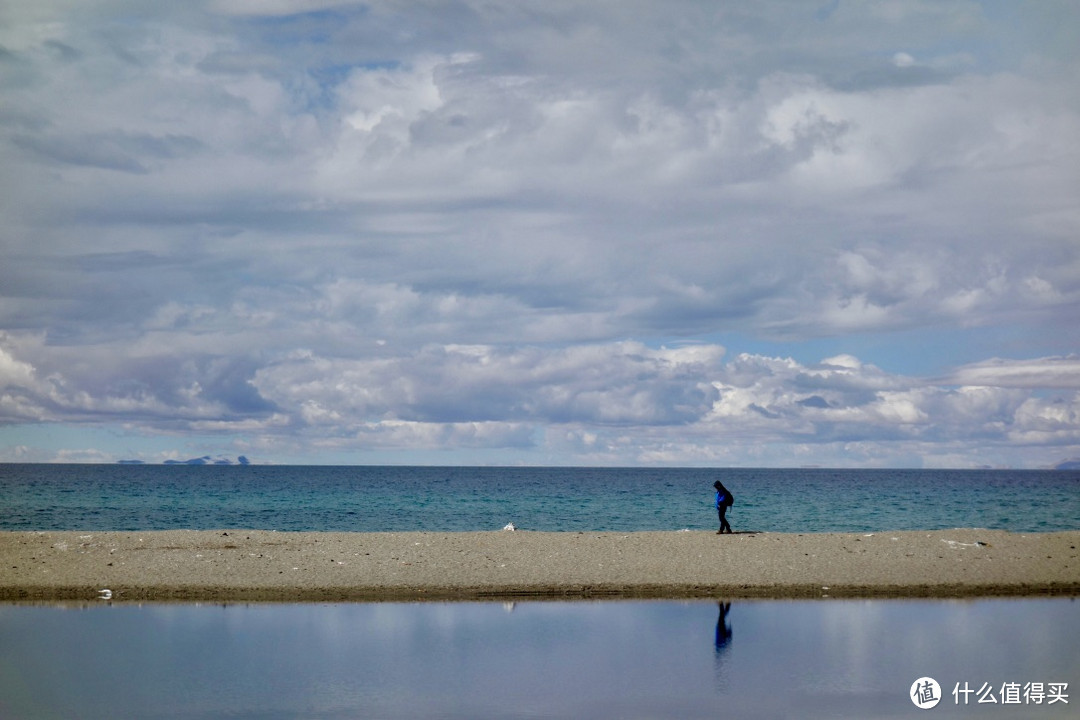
[
  {"xmin": 209, "ymin": 0, "xmax": 360, "ymax": 17},
  {"xmin": 892, "ymin": 52, "xmax": 916, "ymax": 68},
  {"xmin": 351, "ymin": 420, "xmax": 534, "ymax": 451},
  {"xmin": 3, "ymin": 326, "xmax": 1079, "ymax": 465},
  {"xmin": 252, "ymin": 341, "xmax": 726, "ymax": 430},
  {"xmin": 0, "ymin": 341, "xmax": 37, "ymax": 387},
  {"xmin": 944, "ymin": 357, "xmax": 1080, "ymax": 389},
  {"xmin": 2, "ymin": 1, "xmax": 1079, "ymax": 466}
]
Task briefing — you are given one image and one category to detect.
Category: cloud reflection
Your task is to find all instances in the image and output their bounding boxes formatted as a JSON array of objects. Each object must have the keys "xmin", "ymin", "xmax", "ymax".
[{"xmin": 1, "ymin": 599, "xmax": 1076, "ymax": 719}]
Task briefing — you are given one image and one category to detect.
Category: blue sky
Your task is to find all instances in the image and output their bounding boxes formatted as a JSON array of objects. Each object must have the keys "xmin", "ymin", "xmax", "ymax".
[{"xmin": 1, "ymin": 0, "xmax": 1078, "ymax": 467}]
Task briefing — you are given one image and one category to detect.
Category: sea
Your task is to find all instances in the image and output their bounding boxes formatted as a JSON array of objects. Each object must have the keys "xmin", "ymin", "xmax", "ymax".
[
  {"xmin": 1, "ymin": 464, "xmax": 1078, "ymax": 533},
  {"xmin": 2, "ymin": 465, "xmax": 1078, "ymax": 719}
]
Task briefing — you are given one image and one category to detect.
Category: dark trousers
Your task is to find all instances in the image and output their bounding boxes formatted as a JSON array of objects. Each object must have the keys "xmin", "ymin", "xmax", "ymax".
[{"xmin": 717, "ymin": 506, "xmax": 732, "ymax": 533}]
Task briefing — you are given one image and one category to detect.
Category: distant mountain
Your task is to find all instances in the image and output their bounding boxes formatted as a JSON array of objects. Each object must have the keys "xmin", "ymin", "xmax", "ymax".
[
  {"xmin": 164, "ymin": 456, "xmax": 216, "ymax": 465},
  {"xmin": 1054, "ymin": 459, "xmax": 1080, "ymax": 470},
  {"xmin": 120, "ymin": 455, "xmax": 251, "ymax": 465}
]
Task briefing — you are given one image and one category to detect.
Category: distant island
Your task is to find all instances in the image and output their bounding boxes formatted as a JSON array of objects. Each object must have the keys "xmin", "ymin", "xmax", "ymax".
[
  {"xmin": 118, "ymin": 456, "xmax": 252, "ymax": 466},
  {"xmin": 112, "ymin": 456, "xmax": 1080, "ymax": 469}
]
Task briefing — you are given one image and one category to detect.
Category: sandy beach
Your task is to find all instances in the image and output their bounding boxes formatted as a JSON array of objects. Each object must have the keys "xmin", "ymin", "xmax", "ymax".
[{"xmin": 2, "ymin": 529, "xmax": 1077, "ymax": 602}]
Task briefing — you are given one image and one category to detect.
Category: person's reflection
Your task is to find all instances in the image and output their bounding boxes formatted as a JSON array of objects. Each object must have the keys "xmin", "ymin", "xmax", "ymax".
[
  {"xmin": 712, "ymin": 600, "xmax": 734, "ymax": 691},
  {"xmin": 714, "ymin": 601, "xmax": 732, "ymax": 653}
]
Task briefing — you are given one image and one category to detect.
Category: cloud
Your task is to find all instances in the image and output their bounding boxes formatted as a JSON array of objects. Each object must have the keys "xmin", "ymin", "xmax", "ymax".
[
  {"xmin": 209, "ymin": 0, "xmax": 360, "ymax": 16},
  {"xmin": 0, "ymin": 331, "xmax": 276, "ymax": 427},
  {"xmin": 1, "ymin": 1, "xmax": 1078, "ymax": 466},
  {"xmin": 892, "ymin": 52, "xmax": 916, "ymax": 68},
  {"xmin": 252, "ymin": 342, "xmax": 724, "ymax": 428},
  {"xmin": 12, "ymin": 131, "xmax": 203, "ymax": 173},
  {"xmin": 943, "ymin": 357, "xmax": 1080, "ymax": 389},
  {"xmin": 5, "ymin": 320, "xmax": 1078, "ymax": 466}
]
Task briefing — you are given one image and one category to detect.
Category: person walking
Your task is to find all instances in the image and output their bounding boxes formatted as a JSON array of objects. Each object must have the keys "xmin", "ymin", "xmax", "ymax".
[{"xmin": 713, "ymin": 480, "xmax": 734, "ymax": 534}]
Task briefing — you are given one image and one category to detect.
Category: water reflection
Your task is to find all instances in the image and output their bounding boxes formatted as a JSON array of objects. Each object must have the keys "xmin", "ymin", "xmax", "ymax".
[
  {"xmin": 714, "ymin": 600, "xmax": 732, "ymax": 652},
  {"xmin": 0, "ymin": 599, "xmax": 1076, "ymax": 719},
  {"xmin": 711, "ymin": 600, "xmax": 734, "ymax": 693}
]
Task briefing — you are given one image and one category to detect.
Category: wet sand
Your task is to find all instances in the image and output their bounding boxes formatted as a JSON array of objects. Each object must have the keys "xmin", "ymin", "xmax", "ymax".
[{"xmin": 2, "ymin": 529, "xmax": 1077, "ymax": 602}]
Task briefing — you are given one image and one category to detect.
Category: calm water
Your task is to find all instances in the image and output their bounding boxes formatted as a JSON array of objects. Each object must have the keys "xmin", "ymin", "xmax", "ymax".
[
  {"xmin": 0, "ymin": 599, "xmax": 1076, "ymax": 719},
  {"xmin": 1, "ymin": 465, "xmax": 1078, "ymax": 533}
]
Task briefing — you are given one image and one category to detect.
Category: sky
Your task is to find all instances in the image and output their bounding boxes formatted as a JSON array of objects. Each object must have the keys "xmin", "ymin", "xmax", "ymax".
[{"xmin": 1, "ymin": 0, "xmax": 1078, "ymax": 468}]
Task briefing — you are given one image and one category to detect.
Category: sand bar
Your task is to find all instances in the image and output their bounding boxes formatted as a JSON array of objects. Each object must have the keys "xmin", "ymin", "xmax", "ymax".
[{"xmin": 2, "ymin": 529, "xmax": 1078, "ymax": 602}]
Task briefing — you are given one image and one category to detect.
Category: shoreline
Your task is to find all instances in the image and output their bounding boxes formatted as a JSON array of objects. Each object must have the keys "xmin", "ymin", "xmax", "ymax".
[{"xmin": 2, "ymin": 529, "xmax": 1077, "ymax": 602}]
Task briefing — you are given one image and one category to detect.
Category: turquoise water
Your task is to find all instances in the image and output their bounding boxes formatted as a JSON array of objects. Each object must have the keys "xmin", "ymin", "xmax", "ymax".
[
  {"xmin": 1, "ymin": 465, "xmax": 1078, "ymax": 533},
  {"xmin": 1, "ymin": 599, "xmax": 1076, "ymax": 719}
]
